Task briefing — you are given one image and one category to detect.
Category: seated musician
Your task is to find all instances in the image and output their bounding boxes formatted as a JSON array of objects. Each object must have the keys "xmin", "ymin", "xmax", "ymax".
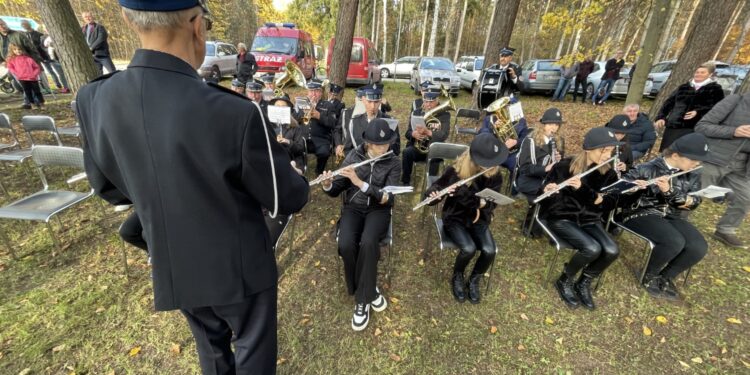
[
  {"xmin": 337, "ymin": 86, "xmax": 399, "ymax": 160},
  {"xmin": 245, "ymin": 81, "xmax": 268, "ymax": 114},
  {"xmin": 412, "ymin": 80, "xmax": 431, "ymax": 112},
  {"xmin": 268, "ymin": 96, "xmax": 306, "ymax": 169},
  {"xmin": 517, "ymin": 108, "xmax": 564, "ymax": 236},
  {"xmin": 478, "ymin": 96, "xmax": 529, "ymax": 174},
  {"xmin": 373, "ymin": 83, "xmax": 393, "ymax": 114},
  {"xmin": 304, "ymin": 80, "xmax": 340, "ymax": 175},
  {"xmin": 425, "ymin": 134, "xmax": 508, "ymax": 304},
  {"xmin": 335, "ymin": 87, "xmax": 367, "ymax": 160},
  {"xmin": 619, "ymin": 133, "xmax": 709, "ymax": 300},
  {"xmin": 540, "ymin": 128, "xmax": 621, "ymax": 310},
  {"xmin": 605, "ymin": 114, "xmax": 636, "ymax": 171},
  {"xmin": 401, "ymin": 91, "xmax": 451, "ymax": 185},
  {"xmin": 230, "ymin": 78, "xmax": 245, "ymax": 95},
  {"xmin": 318, "ymin": 119, "xmax": 401, "ymax": 331}
]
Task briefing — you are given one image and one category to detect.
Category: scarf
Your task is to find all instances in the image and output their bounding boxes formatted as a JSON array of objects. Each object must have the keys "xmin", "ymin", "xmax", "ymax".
[{"xmin": 690, "ymin": 78, "xmax": 713, "ymax": 90}]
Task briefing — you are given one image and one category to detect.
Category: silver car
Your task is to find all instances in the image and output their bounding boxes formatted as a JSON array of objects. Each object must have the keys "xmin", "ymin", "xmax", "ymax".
[
  {"xmin": 198, "ymin": 41, "xmax": 239, "ymax": 80},
  {"xmin": 410, "ymin": 57, "xmax": 461, "ymax": 95},
  {"xmin": 585, "ymin": 62, "xmax": 652, "ymax": 99},
  {"xmin": 455, "ymin": 56, "xmax": 484, "ymax": 90},
  {"xmin": 379, "ymin": 56, "xmax": 418, "ymax": 78},
  {"xmin": 647, "ymin": 60, "xmax": 730, "ymax": 96},
  {"xmin": 519, "ymin": 59, "xmax": 561, "ymax": 94}
]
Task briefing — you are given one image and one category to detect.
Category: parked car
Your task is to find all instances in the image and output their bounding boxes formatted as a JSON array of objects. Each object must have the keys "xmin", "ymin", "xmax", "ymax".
[
  {"xmin": 250, "ymin": 23, "xmax": 317, "ymax": 80},
  {"xmin": 584, "ymin": 62, "xmax": 652, "ymax": 99},
  {"xmin": 409, "ymin": 57, "xmax": 460, "ymax": 95},
  {"xmin": 198, "ymin": 41, "xmax": 238, "ymax": 80},
  {"xmin": 0, "ymin": 16, "xmax": 38, "ymax": 31},
  {"xmin": 455, "ymin": 56, "xmax": 484, "ymax": 90},
  {"xmin": 326, "ymin": 37, "xmax": 382, "ymax": 85},
  {"xmin": 519, "ymin": 59, "xmax": 561, "ymax": 94},
  {"xmin": 378, "ymin": 56, "xmax": 418, "ymax": 79},
  {"xmin": 647, "ymin": 60, "xmax": 730, "ymax": 96}
]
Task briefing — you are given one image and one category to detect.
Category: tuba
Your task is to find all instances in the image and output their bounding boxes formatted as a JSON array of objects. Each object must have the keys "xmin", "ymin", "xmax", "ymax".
[
  {"xmin": 416, "ymin": 85, "xmax": 456, "ymax": 153},
  {"xmin": 274, "ymin": 60, "xmax": 307, "ymax": 96},
  {"xmin": 485, "ymin": 97, "xmax": 518, "ymax": 151}
]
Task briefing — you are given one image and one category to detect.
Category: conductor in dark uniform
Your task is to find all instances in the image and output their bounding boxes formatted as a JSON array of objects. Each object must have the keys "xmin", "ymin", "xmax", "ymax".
[
  {"xmin": 76, "ymin": 1, "xmax": 309, "ymax": 374},
  {"xmin": 479, "ymin": 47, "xmax": 524, "ymax": 107}
]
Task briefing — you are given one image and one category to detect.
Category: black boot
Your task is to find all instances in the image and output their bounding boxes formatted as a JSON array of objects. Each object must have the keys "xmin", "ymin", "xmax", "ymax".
[
  {"xmin": 555, "ymin": 271, "xmax": 579, "ymax": 308},
  {"xmin": 575, "ymin": 273, "xmax": 596, "ymax": 310},
  {"xmin": 451, "ymin": 272, "xmax": 466, "ymax": 303},
  {"xmin": 467, "ymin": 273, "xmax": 482, "ymax": 304},
  {"xmin": 660, "ymin": 276, "xmax": 680, "ymax": 301},
  {"xmin": 641, "ymin": 273, "xmax": 664, "ymax": 299}
]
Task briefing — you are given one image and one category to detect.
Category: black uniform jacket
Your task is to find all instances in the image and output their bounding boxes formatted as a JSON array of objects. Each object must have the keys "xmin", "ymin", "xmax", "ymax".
[
  {"xmin": 540, "ymin": 158, "xmax": 619, "ymax": 224},
  {"xmin": 426, "ymin": 166, "xmax": 503, "ymax": 227},
  {"xmin": 340, "ymin": 110, "xmax": 400, "ymax": 156},
  {"xmin": 324, "ymin": 144, "xmax": 401, "ymax": 209},
  {"xmin": 405, "ymin": 108, "xmax": 450, "ymax": 147},
  {"xmin": 76, "ymin": 49, "xmax": 309, "ymax": 311}
]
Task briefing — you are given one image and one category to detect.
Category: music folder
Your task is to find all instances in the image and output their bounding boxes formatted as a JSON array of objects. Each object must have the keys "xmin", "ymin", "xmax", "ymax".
[
  {"xmin": 475, "ymin": 189, "xmax": 514, "ymax": 205},
  {"xmin": 410, "ymin": 115, "xmax": 426, "ymax": 131},
  {"xmin": 689, "ymin": 185, "xmax": 733, "ymax": 199},
  {"xmin": 383, "ymin": 118, "xmax": 399, "ymax": 132},
  {"xmin": 267, "ymin": 106, "xmax": 291, "ymax": 125}
]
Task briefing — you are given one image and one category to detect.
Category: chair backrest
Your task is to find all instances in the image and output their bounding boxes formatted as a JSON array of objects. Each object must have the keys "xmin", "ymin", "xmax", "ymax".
[
  {"xmin": 32, "ymin": 145, "xmax": 84, "ymax": 169},
  {"xmin": 426, "ymin": 142, "xmax": 469, "ymax": 163},
  {"xmin": 71, "ymin": 100, "xmax": 79, "ymax": 123},
  {"xmin": 0, "ymin": 113, "xmax": 20, "ymax": 147},
  {"xmin": 452, "ymin": 108, "xmax": 482, "ymax": 141},
  {"xmin": 21, "ymin": 115, "xmax": 62, "ymax": 146},
  {"xmin": 456, "ymin": 108, "xmax": 481, "ymax": 120}
]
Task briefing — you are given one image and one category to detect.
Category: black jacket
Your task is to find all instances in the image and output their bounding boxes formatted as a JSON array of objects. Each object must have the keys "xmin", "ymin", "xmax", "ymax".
[
  {"xmin": 324, "ymin": 145, "xmax": 401, "ymax": 209},
  {"xmin": 540, "ymin": 158, "xmax": 619, "ymax": 224},
  {"xmin": 619, "ymin": 157, "xmax": 702, "ymax": 221},
  {"xmin": 602, "ymin": 58, "xmax": 624, "ymax": 80},
  {"xmin": 425, "ymin": 166, "xmax": 503, "ymax": 227},
  {"xmin": 624, "ymin": 113, "xmax": 657, "ymax": 154},
  {"xmin": 405, "ymin": 108, "xmax": 450, "ymax": 147},
  {"xmin": 76, "ymin": 50, "xmax": 309, "ymax": 311},
  {"xmin": 82, "ymin": 22, "xmax": 110, "ymax": 57},
  {"xmin": 306, "ymin": 99, "xmax": 340, "ymax": 142},
  {"xmin": 24, "ymin": 29, "xmax": 50, "ymax": 61},
  {"xmin": 657, "ymin": 81, "xmax": 725, "ymax": 130},
  {"xmin": 274, "ymin": 119, "xmax": 306, "ymax": 167},
  {"xmin": 236, "ymin": 53, "xmax": 257, "ymax": 83},
  {"xmin": 695, "ymin": 93, "xmax": 750, "ymax": 176},
  {"xmin": 516, "ymin": 136, "xmax": 554, "ymax": 196},
  {"xmin": 576, "ymin": 60, "xmax": 595, "ymax": 81},
  {"xmin": 339, "ymin": 110, "xmax": 399, "ymax": 156},
  {"xmin": 0, "ymin": 30, "xmax": 41, "ymax": 63}
]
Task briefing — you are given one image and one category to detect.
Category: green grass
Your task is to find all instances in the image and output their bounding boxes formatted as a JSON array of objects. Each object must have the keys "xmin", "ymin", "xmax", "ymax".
[{"xmin": 0, "ymin": 85, "xmax": 748, "ymax": 374}]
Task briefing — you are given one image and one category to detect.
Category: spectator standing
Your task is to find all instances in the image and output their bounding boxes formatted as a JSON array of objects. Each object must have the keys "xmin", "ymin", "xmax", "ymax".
[
  {"xmin": 81, "ymin": 11, "xmax": 116, "ymax": 75},
  {"xmin": 40, "ymin": 27, "xmax": 71, "ymax": 93},
  {"xmin": 592, "ymin": 50, "xmax": 625, "ymax": 105},
  {"xmin": 572, "ymin": 56, "xmax": 594, "ymax": 103},
  {"xmin": 0, "ymin": 18, "xmax": 42, "ymax": 107},
  {"xmin": 6, "ymin": 43, "xmax": 44, "ymax": 109},
  {"xmin": 552, "ymin": 62, "xmax": 578, "ymax": 101},
  {"xmin": 236, "ymin": 43, "xmax": 257, "ymax": 84}
]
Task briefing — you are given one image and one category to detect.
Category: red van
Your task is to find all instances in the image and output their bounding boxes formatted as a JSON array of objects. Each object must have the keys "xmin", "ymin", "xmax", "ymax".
[
  {"xmin": 250, "ymin": 23, "xmax": 316, "ymax": 79},
  {"xmin": 326, "ymin": 37, "xmax": 382, "ymax": 85}
]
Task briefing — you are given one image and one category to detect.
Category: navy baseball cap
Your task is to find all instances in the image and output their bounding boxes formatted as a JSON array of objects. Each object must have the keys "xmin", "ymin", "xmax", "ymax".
[
  {"xmin": 583, "ymin": 127, "xmax": 623, "ymax": 150},
  {"xmin": 362, "ymin": 119, "xmax": 397, "ymax": 145},
  {"xmin": 119, "ymin": 0, "xmax": 203, "ymax": 11},
  {"xmin": 606, "ymin": 114, "xmax": 632, "ymax": 133},
  {"xmin": 470, "ymin": 133, "xmax": 509, "ymax": 167},
  {"xmin": 245, "ymin": 81, "xmax": 263, "ymax": 92},
  {"xmin": 669, "ymin": 133, "xmax": 710, "ymax": 161}
]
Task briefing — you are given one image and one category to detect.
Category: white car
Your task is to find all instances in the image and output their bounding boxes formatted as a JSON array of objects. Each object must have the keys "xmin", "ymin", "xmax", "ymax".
[
  {"xmin": 455, "ymin": 56, "xmax": 484, "ymax": 90},
  {"xmin": 198, "ymin": 41, "xmax": 239, "ymax": 80},
  {"xmin": 379, "ymin": 56, "xmax": 418, "ymax": 78},
  {"xmin": 409, "ymin": 57, "xmax": 461, "ymax": 95},
  {"xmin": 583, "ymin": 62, "xmax": 652, "ymax": 99}
]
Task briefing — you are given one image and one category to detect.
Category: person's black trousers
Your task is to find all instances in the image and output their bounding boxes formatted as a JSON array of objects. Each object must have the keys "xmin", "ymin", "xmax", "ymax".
[
  {"xmin": 310, "ymin": 136, "xmax": 331, "ymax": 175},
  {"xmin": 19, "ymin": 80, "xmax": 43, "ymax": 106},
  {"xmin": 571, "ymin": 77, "xmax": 586, "ymax": 102},
  {"xmin": 181, "ymin": 286, "xmax": 277, "ymax": 375},
  {"xmin": 401, "ymin": 145, "xmax": 432, "ymax": 185},
  {"xmin": 445, "ymin": 222, "xmax": 496, "ymax": 275},
  {"xmin": 338, "ymin": 206, "xmax": 390, "ymax": 304},
  {"xmin": 623, "ymin": 215, "xmax": 707, "ymax": 279},
  {"xmin": 119, "ymin": 211, "xmax": 147, "ymax": 252},
  {"xmin": 548, "ymin": 220, "xmax": 619, "ymax": 277},
  {"xmin": 93, "ymin": 54, "xmax": 117, "ymax": 75}
]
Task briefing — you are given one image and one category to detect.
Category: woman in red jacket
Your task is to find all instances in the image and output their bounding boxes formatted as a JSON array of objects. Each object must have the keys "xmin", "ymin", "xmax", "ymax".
[{"xmin": 6, "ymin": 43, "xmax": 44, "ymax": 109}]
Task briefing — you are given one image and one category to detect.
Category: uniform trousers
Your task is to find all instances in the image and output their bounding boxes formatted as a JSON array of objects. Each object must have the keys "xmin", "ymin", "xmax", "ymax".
[{"xmin": 338, "ymin": 205, "xmax": 390, "ymax": 304}]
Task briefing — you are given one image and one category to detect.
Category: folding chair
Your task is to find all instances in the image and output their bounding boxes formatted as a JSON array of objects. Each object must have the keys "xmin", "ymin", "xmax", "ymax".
[
  {"xmin": 607, "ymin": 211, "xmax": 691, "ymax": 287},
  {"xmin": 419, "ymin": 142, "xmax": 470, "ymax": 226},
  {"xmin": 450, "ymin": 108, "xmax": 481, "ymax": 143},
  {"xmin": 59, "ymin": 101, "xmax": 82, "ymax": 142},
  {"xmin": 335, "ymin": 201, "xmax": 395, "ymax": 283},
  {"xmin": 0, "ymin": 114, "xmax": 34, "ymax": 163},
  {"xmin": 531, "ymin": 204, "xmax": 576, "ymax": 286},
  {"xmin": 0, "ymin": 146, "xmax": 94, "ymax": 259},
  {"xmin": 21, "ymin": 115, "xmax": 64, "ymax": 146},
  {"xmin": 0, "ymin": 114, "xmax": 23, "ymax": 193}
]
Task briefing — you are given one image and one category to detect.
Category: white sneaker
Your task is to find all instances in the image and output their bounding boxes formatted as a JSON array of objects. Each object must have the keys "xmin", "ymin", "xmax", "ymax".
[
  {"xmin": 370, "ymin": 288, "xmax": 387, "ymax": 312},
  {"xmin": 351, "ymin": 302, "xmax": 370, "ymax": 331}
]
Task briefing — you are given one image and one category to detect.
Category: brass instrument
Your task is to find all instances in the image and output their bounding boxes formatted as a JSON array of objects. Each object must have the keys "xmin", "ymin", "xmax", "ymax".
[
  {"xmin": 485, "ymin": 96, "xmax": 518, "ymax": 151},
  {"xmin": 274, "ymin": 60, "xmax": 307, "ymax": 96},
  {"xmin": 416, "ymin": 85, "xmax": 456, "ymax": 153}
]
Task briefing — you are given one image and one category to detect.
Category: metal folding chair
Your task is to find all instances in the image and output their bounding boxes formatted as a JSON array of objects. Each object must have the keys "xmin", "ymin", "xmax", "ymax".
[
  {"xmin": 0, "ymin": 146, "xmax": 94, "ymax": 259},
  {"xmin": 21, "ymin": 115, "xmax": 64, "ymax": 146},
  {"xmin": 451, "ymin": 108, "xmax": 481, "ymax": 142},
  {"xmin": 531, "ymin": 204, "xmax": 576, "ymax": 286},
  {"xmin": 59, "ymin": 101, "xmax": 82, "ymax": 142}
]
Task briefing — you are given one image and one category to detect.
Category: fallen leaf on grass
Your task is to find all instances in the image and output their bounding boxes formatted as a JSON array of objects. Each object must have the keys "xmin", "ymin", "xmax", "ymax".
[
  {"xmin": 624, "ymin": 316, "xmax": 634, "ymax": 324},
  {"xmin": 544, "ymin": 317, "xmax": 554, "ymax": 325},
  {"xmin": 52, "ymin": 344, "xmax": 65, "ymax": 353},
  {"xmin": 128, "ymin": 346, "xmax": 141, "ymax": 357},
  {"xmin": 742, "ymin": 266, "xmax": 750, "ymax": 273},
  {"xmin": 555, "ymin": 337, "xmax": 563, "ymax": 344},
  {"xmin": 418, "ymin": 259, "xmax": 425, "ymax": 266},
  {"xmin": 169, "ymin": 343, "xmax": 181, "ymax": 355},
  {"xmin": 95, "ymin": 307, "xmax": 106, "ymax": 314},
  {"xmin": 518, "ymin": 292, "xmax": 527, "ymax": 300},
  {"xmin": 726, "ymin": 318, "xmax": 742, "ymax": 324},
  {"xmin": 691, "ymin": 357, "xmax": 703, "ymax": 364},
  {"xmin": 660, "ymin": 337, "xmax": 666, "ymax": 343},
  {"xmin": 741, "ymin": 360, "xmax": 750, "ymax": 368},
  {"xmin": 314, "ymin": 260, "xmax": 321, "ymax": 267},
  {"xmin": 106, "ymin": 370, "xmax": 115, "ymax": 375},
  {"xmin": 721, "ymin": 347, "xmax": 728, "ymax": 354},
  {"xmin": 18, "ymin": 369, "xmax": 31, "ymax": 375},
  {"xmin": 374, "ymin": 328, "xmax": 382, "ymax": 336},
  {"xmin": 390, "ymin": 297, "xmax": 399, "ymax": 304},
  {"xmin": 517, "ymin": 344, "xmax": 526, "ymax": 351},
  {"xmin": 678, "ymin": 361, "xmax": 690, "ymax": 369},
  {"xmin": 490, "ymin": 326, "xmax": 498, "ymax": 334},
  {"xmin": 656, "ymin": 315, "xmax": 668, "ymax": 324},
  {"xmin": 389, "ymin": 353, "xmax": 401, "ymax": 362},
  {"xmin": 276, "ymin": 357, "xmax": 287, "ymax": 365},
  {"xmin": 520, "ymin": 313, "xmax": 529, "ymax": 321},
  {"xmin": 713, "ymin": 278, "xmax": 727, "ymax": 286},
  {"xmin": 329, "ymin": 220, "xmax": 336, "ymax": 225},
  {"xmin": 299, "ymin": 318, "xmax": 310, "ymax": 326},
  {"xmin": 642, "ymin": 326, "xmax": 652, "ymax": 336}
]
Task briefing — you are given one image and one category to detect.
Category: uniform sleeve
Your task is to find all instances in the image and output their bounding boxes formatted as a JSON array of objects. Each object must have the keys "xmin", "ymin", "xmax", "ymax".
[
  {"xmin": 242, "ymin": 104, "xmax": 309, "ymax": 215},
  {"xmin": 425, "ymin": 167, "xmax": 456, "ymax": 204},
  {"xmin": 79, "ymin": 118, "xmax": 132, "ymax": 206},
  {"xmin": 287, "ymin": 123, "xmax": 306, "ymax": 156},
  {"xmin": 333, "ymin": 108, "xmax": 345, "ymax": 147},
  {"xmin": 363, "ymin": 159, "xmax": 402, "ymax": 204},
  {"xmin": 431, "ymin": 111, "xmax": 451, "ymax": 142},
  {"xmin": 518, "ymin": 138, "xmax": 548, "ymax": 178},
  {"xmin": 318, "ymin": 102, "xmax": 339, "ymax": 129},
  {"xmin": 695, "ymin": 94, "xmax": 742, "ymax": 139}
]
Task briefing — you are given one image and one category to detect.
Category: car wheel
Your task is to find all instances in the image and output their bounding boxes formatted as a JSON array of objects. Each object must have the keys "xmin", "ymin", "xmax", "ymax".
[
  {"xmin": 211, "ymin": 65, "xmax": 221, "ymax": 81},
  {"xmin": 380, "ymin": 69, "xmax": 390, "ymax": 79},
  {"xmin": 586, "ymin": 83, "xmax": 594, "ymax": 100},
  {"xmin": 470, "ymin": 81, "xmax": 476, "ymax": 92}
]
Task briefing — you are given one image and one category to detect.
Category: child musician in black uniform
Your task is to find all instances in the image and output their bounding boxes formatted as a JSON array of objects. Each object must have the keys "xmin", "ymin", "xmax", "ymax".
[
  {"xmin": 425, "ymin": 134, "xmax": 509, "ymax": 304},
  {"xmin": 319, "ymin": 119, "xmax": 402, "ymax": 331}
]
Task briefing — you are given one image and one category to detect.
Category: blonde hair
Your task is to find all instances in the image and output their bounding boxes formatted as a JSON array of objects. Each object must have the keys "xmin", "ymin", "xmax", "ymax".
[
  {"xmin": 454, "ymin": 149, "xmax": 499, "ymax": 181},
  {"xmin": 531, "ymin": 123, "xmax": 549, "ymax": 147},
  {"xmin": 568, "ymin": 151, "xmax": 612, "ymax": 176},
  {"xmin": 7, "ymin": 43, "xmax": 25, "ymax": 58},
  {"xmin": 698, "ymin": 62, "xmax": 716, "ymax": 75}
]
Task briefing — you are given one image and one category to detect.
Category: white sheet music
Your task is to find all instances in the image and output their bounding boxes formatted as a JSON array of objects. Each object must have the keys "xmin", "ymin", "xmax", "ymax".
[
  {"xmin": 410, "ymin": 115, "xmax": 426, "ymax": 131},
  {"xmin": 689, "ymin": 185, "xmax": 733, "ymax": 199},
  {"xmin": 475, "ymin": 188, "xmax": 515, "ymax": 205},
  {"xmin": 267, "ymin": 106, "xmax": 291, "ymax": 124},
  {"xmin": 508, "ymin": 102, "xmax": 524, "ymax": 122},
  {"xmin": 295, "ymin": 97, "xmax": 311, "ymax": 111}
]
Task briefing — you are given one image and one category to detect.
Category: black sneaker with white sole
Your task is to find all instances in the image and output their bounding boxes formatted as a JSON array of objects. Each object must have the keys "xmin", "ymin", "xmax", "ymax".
[
  {"xmin": 351, "ymin": 303, "xmax": 370, "ymax": 331},
  {"xmin": 371, "ymin": 287, "xmax": 388, "ymax": 312}
]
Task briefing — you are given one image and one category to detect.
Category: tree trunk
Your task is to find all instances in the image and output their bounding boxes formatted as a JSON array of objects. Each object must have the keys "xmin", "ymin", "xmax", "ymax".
[
  {"xmin": 426, "ymin": 0, "xmax": 440, "ymax": 56},
  {"xmin": 382, "ymin": 0, "xmax": 387, "ymax": 62},
  {"xmin": 442, "ymin": 0, "xmax": 458, "ymax": 57},
  {"xmin": 453, "ymin": 0, "xmax": 469, "ymax": 62},
  {"xmin": 627, "ymin": 0, "xmax": 671, "ymax": 104},
  {"xmin": 420, "ymin": 0, "xmax": 430, "ymax": 56},
  {"xmin": 245, "ymin": 0, "xmax": 258, "ymax": 47},
  {"xmin": 374, "ymin": 1, "xmax": 380, "ymax": 46},
  {"xmin": 528, "ymin": 0, "xmax": 551, "ymax": 60},
  {"xmin": 483, "ymin": 0, "xmax": 498, "ymax": 59},
  {"xmin": 654, "ymin": 0, "xmax": 682, "ymax": 62},
  {"xmin": 650, "ymin": 0, "xmax": 738, "ymax": 118},
  {"xmin": 555, "ymin": 30, "xmax": 566, "ymax": 59},
  {"xmin": 728, "ymin": 7, "xmax": 750, "ymax": 63},
  {"xmin": 394, "ymin": 0, "xmax": 404, "ymax": 61},
  {"xmin": 330, "ymin": 0, "xmax": 360, "ymax": 87},
  {"xmin": 714, "ymin": 0, "xmax": 745, "ymax": 60},
  {"xmin": 371, "ymin": 0, "xmax": 377, "ymax": 41},
  {"xmin": 34, "ymin": 0, "xmax": 99, "ymax": 92},
  {"xmin": 679, "ymin": 0, "xmax": 701, "ymax": 41},
  {"xmin": 738, "ymin": 71, "xmax": 750, "ymax": 93}
]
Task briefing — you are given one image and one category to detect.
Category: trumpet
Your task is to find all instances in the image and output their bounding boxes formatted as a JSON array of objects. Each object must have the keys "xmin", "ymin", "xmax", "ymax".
[
  {"xmin": 309, "ymin": 151, "xmax": 394, "ymax": 186},
  {"xmin": 534, "ymin": 156, "xmax": 617, "ymax": 204},
  {"xmin": 413, "ymin": 169, "xmax": 492, "ymax": 211}
]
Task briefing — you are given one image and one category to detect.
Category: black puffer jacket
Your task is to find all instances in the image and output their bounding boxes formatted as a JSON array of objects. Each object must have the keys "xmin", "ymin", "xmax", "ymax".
[
  {"xmin": 657, "ymin": 81, "xmax": 725, "ymax": 130},
  {"xmin": 540, "ymin": 157, "xmax": 619, "ymax": 224},
  {"xmin": 425, "ymin": 166, "xmax": 503, "ymax": 227},
  {"xmin": 619, "ymin": 157, "xmax": 702, "ymax": 222},
  {"xmin": 324, "ymin": 145, "xmax": 401, "ymax": 209}
]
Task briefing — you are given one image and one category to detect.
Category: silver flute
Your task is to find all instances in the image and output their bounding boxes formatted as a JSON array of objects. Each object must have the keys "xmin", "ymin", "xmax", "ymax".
[
  {"xmin": 309, "ymin": 151, "xmax": 393, "ymax": 186},
  {"xmin": 534, "ymin": 156, "xmax": 617, "ymax": 204},
  {"xmin": 413, "ymin": 169, "xmax": 492, "ymax": 211}
]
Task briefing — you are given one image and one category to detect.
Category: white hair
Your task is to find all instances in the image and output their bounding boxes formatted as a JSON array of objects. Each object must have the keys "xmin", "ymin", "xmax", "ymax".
[
  {"xmin": 122, "ymin": 7, "xmax": 198, "ymax": 31},
  {"xmin": 238, "ymin": 43, "xmax": 247, "ymax": 51},
  {"xmin": 624, "ymin": 103, "xmax": 640, "ymax": 111}
]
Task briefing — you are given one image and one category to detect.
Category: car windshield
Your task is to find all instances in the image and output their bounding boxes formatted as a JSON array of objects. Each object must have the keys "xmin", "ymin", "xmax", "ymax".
[
  {"xmin": 420, "ymin": 58, "xmax": 454, "ymax": 70},
  {"xmin": 205, "ymin": 43, "xmax": 216, "ymax": 56},
  {"xmin": 251, "ymin": 36, "xmax": 298, "ymax": 55},
  {"xmin": 474, "ymin": 59, "xmax": 484, "ymax": 70}
]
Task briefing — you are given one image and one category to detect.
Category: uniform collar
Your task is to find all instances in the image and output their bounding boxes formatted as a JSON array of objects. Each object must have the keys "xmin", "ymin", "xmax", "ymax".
[{"xmin": 128, "ymin": 49, "xmax": 200, "ymax": 80}]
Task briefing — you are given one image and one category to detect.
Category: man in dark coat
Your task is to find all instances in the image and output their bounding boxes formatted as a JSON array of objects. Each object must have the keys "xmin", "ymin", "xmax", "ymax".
[
  {"xmin": 592, "ymin": 50, "xmax": 624, "ymax": 105},
  {"xmin": 81, "ymin": 11, "xmax": 117, "ymax": 75},
  {"xmin": 478, "ymin": 47, "xmax": 524, "ymax": 107},
  {"xmin": 623, "ymin": 103, "xmax": 656, "ymax": 159},
  {"xmin": 572, "ymin": 56, "xmax": 594, "ymax": 103},
  {"xmin": 402, "ymin": 90, "xmax": 451, "ymax": 185},
  {"xmin": 304, "ymin": 80, "xmax": 341, "ymax": 175},
  {"xmin": 235, "ymin": 42, "xmax": 257, "ymax": 84},
  {"xmin": 76, "ymin": 1, "xmax": 309, "ymax": 373}
]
